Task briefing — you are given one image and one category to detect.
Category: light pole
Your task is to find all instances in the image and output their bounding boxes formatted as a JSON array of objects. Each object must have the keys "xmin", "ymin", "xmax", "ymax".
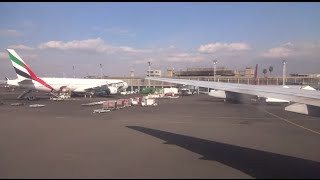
[
  {"xmin": 130, "ymin": 69, "xmax": 134, "ymax": 92},
  {"xmin": 100, "ymin": 64, "xmax": 103, "ymax": 79},
  {"xmin": 72, "ymin": 66, "xmax": 75, "ymax": 78},
  {"xmin": 213, "ymin": 60, "xmax": 218, "ymax": 82},
  {"xmin": 282, "ymin": 60, "xmax": 287, "ymax": 86},
  {"xmin": 148, "ymin": 61, "xmax": 151, "ymax": 88}
]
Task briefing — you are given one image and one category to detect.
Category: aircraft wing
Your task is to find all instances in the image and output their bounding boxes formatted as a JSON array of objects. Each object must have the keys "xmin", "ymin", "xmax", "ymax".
[
  {"xmin": 74, "ymin": 84, "xmax": 109, "ymax": 92},
  {"xmin": 145, "ymin": 77, "xmax": 320, "ymax": 107}
]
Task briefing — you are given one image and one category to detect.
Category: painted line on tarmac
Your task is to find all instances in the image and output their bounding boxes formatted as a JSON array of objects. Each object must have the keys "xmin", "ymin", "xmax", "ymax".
[
  {"xmin": 212, "ymin": 117, "xmax": 276, "ymax": 120},
  {"xmin": 263, "ymin": 110, "xmax": 320, "ymax": 136},
  {"xmin": 167, "ymin": 121, "xmax": 192, "ymax": 124}
]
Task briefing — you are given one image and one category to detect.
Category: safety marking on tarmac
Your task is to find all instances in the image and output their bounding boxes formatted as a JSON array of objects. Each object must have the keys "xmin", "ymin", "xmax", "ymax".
[
  {"xmin": 156, "ymin": 115, "xmax": 276, "ymax": 121},
  {"xmin": 263, "ymin": 110, "xmax": 320, "ymax": 136},
  {"xmin": 56, "ymin": 116, "xmax": 68, "ymax": 119},
  {"xmin": 167, "ymin": 121, "xmax": 193, "ymax": 124},
  {"xmin": 212, "ymin": 117, "xmax": 277, "ymax": 120}
]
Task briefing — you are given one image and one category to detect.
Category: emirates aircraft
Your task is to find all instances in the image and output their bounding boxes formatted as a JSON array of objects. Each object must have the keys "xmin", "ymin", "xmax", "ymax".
[{"xmin": 5, "ymin": 49, "xmax": 128, "ymax": 97}]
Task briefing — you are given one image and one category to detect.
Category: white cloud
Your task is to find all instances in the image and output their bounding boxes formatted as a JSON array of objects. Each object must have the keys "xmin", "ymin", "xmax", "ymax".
[
  {"xmin": 0, "ymin": 51, "xmax": 36, "ymax": 61},
  {"xmin": 260, "ymin": 42, "xmax": 320, "ymax": 58},
  {"xmin": 38, "ymin": 38, "xmax": 146, "ymax": 54},
  {"xmin": 166, "ymin": 53, "xmax": 204, "ymax": 62},
  {"xmin": 198, "ymin": 42, "xmax": 251, "ymax": 53},
  {"xmin": 21, "ymin": 54, "xmax": 38, "ymax": 60},
  {"xmin": 132, "ymin": 51, "xmax": 205, "ymax": 66},
  {"xmin": 118, "ymin": 46, "xmax": 151, "ymax": 53},
  {"xmin": 261, "ymin": 42, "xmax": 294, "ymax": 58},
  {"xmin": 0, "ymin": 29, "xmax": 23, "ymax": 37},
  {"xmin": 8, "ymin": 44, "xmax": 34, "ymax": 50},
  {"xmin": 0, "ymin": 52, "xmax": 7, "ymax": 60},
  {"xmin": 39, "ymin": 38, "xmax": 104, "ymax": 50}
]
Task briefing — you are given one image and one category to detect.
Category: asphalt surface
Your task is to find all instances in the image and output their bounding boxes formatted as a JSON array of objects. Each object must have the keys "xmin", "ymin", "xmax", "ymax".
[{"xmin": 0, "ymin": 88, "xmax": 320, "ymax": 178}]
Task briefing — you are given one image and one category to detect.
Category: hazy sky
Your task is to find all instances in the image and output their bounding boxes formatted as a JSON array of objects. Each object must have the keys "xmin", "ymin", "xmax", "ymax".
[{"xmin": 0, "ymin": 2, "xmax": 320, "ymax": 78}]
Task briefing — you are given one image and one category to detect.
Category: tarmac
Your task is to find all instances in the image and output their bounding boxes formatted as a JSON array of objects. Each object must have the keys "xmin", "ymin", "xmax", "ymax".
[{"xmin": 0, "ymin": 88, "xmax": 320, "ymax": 178}]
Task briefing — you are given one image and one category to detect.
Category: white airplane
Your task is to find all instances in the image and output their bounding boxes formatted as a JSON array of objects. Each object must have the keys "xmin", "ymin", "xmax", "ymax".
[
  {"xmin": 145, "ymin": 77, "xmax": 320, "ymax": 116},
  {"xmin": 5, "ymin": 49, "xmax": 128, "ymax": 98}
]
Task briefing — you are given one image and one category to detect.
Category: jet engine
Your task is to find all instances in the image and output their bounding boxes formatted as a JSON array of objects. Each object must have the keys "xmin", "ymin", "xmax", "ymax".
[
  {"xmin": 209, "ymin": 89, "xmax": 257, "ymax": 103},
  {"xmin": 118, "ymin": 82, "xmax": 128, "ymax": 91},
  {"xmin": 107, "ymin": 86, "xmax": 118, "ymax": 95},
  {"xmin": 60, "ymin": 86, "xmax": 71, "ymax": 92},
  {"xmin": 209, "ymin": 90, "xmax": 226, "ymax": 99}
]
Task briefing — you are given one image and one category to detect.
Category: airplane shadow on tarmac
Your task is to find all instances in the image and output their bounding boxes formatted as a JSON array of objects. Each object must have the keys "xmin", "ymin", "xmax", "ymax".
[{"xmin": 127, "ymin": 126, "xmax": 320, "ymax": 179}]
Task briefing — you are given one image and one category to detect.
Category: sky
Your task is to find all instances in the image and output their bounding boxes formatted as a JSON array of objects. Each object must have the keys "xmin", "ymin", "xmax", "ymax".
[{"xmin": 0, "ymin": 2, "xmax": 320, "ymax": 78}]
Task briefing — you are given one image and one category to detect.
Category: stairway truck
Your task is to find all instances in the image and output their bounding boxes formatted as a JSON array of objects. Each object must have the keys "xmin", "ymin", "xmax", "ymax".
[{"xmin": 17, "ymin": 89, "xmax": 33, "ymax": 100}]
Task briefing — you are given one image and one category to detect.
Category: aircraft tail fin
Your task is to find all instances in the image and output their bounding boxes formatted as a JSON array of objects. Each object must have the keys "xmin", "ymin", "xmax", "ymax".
[
  {"xmin": 7, "ymin": 49, "xmax": 38, "ymax": 80},
  {"xmin": 6, "ymin": 49, "xmax": 56, "ymax": 92},
  {"xmin": 5, "ymin": 77, "xmax": 9, "ymax": 81}
]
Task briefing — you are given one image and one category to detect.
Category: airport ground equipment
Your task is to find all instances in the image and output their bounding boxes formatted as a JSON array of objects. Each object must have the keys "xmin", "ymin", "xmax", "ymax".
[
  {"xmin": 163, "ymin": 87, "xmax": 178, "ymax": 95},
  {"xmin": 50, "ymin": 92, "xmax": 71, "ymax": 99},
  {"xmin": 116, "ymin": 99, "xmax": 125, "ymax": 109},
  {"xmin": 141, "ymin": 96, "xmax": 157, "ymax": 106},
  {"xmin": 29, "ymin": 104, "xmax": 45, "ymax": 108},
  {"xmin": 11, "ymin": 103, "xmax": 24, "ymax": 106},
  {"xmin": 103, "ymin": 101, "xmax": 118, "ymax": 110},
  {"xmin": 50, "ymin": 97, "xmax": 64, "ymax": 101},
  {"xmin": 17, "ymin": 89, "xmax": 33, "ymax": 100},
  {"xmin": 81, "ymin": 101, "xmax": 106, "ymax": 106},
  {"xmin": 93, "ymin": 109, "xmax": 111, "ymax": 113},
  {"xmin": 121, "ymin": 91, "xmax": 136, "ymax": 95},
  {"xmin": 81, "ymin": 102, "xmax": 97, "ymax": 106},
  {"xmin": 146, "ymin": 93, "xmax": 179, "ymax": 99},
  {"xmin": 131, "ymin": 98, "xmax": 139, "ymax": 105},
  {"xmin": 121, "ymin": 99, "xmax": 130, "ymax": 107},
  {"xmin": 101, "ymin": 99, "xmax": 130, "ymax": 110},
  {"xmin": 179, "ymin": 88, "xmax": 194, "ymax": 96},
  {"xmin": 116, "ymin": 99, "xmax": 130, "ymax": 109}
]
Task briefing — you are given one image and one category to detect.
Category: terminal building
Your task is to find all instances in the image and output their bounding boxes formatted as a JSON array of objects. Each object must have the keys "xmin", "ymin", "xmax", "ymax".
[
  {"xmin": 166, "ymin": 67, "xmax": 255, "ymax": 78},
  {"xmin": 146, "ymin": 70, "xmax": 162, "ymax": 77},
  {"xmin": 83, "ymin": 66, "xmax": 320, "ymax": 90},
  {"xmin": 173, "ymin": 67, "xmax": 235, "ymax": 77},
  {"xmin": 289, "ymin": 73, "xmax": 320, "ymax": 78},
  {"xmin": 234, "ymin": 67, "xmax": 255, "ymax": 78}
]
